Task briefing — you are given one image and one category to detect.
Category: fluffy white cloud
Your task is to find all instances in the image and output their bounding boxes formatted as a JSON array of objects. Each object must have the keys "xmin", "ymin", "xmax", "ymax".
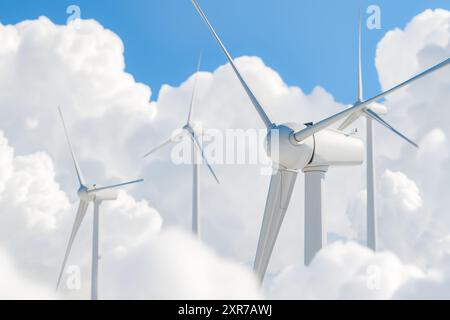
[
  {"xmin": 0, "ymin": 131, "xmax": 70, "ymax": 277},
  {"xmin": 0, "ymin": 248, "xmax": 57, "ymax": 300},
  {"xmin": 268, "ymin": 241, "xmax": 450, "ymax": 300},
  {"xmin": 269, "ymin": 241, "xmax": 424, "ymax": 300},
  {"xmin": 102, "ymin": 228, "xmax": 261, "ymax": 300},
  {"xmin": 0, "ymin": 17, "xmax": 154, "ymax": 183},
  {"xmin": 348, "ymin": 170, "xmax": 428, "ymax": 263},
  {"xmin": 395, "ymin": 255, "xmax": 450, "ymax": 299},
  {"xmin": 376, "ymin": 9, "xmax": 450, "ymax": 92}
]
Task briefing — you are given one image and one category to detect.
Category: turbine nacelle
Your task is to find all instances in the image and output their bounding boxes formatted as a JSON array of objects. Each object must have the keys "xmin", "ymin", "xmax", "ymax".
[
  {"xmin": 266, "ymin": 123, "xmax": 364, "ymax": 171},
  {"xmin": 309, "ymin": 128, "xmax": 364, "ymax": 168},
  {"xmin": 77, "ymin": 185, "xmax": 118, "ymax": 202},
  {"xmin": 367, "ymin": 102, "xmax": 387, "ymax": 116}
]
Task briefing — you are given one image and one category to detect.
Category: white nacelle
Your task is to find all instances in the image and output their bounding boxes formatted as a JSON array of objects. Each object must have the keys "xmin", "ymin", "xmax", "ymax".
[
  {"xmin": 94, "ymin": 188, "xmax": 118, "ymax": 201},
  {"xmin": 266, "ymin": 123, "xmax": 364, "ymax": 170},
  {"xmin": 78, "ymin": 186, "xmax": 118, "ymax": 202},
  {"xmin": 369, "ymin": 102, "xmax": 387, "ymax": 116},
  {"xmin": 309, "ymin": 128, "xmax": 364, "ymax": 167}
]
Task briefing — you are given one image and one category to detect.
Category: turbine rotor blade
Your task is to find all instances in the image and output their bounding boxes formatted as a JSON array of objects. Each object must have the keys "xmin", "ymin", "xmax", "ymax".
[
  {"xmin": 338, "ymin": 12, "xmax": 364, "ymax": 132},
  {"xmin": 338, "ymin": 109, "xmax": 363, "ymax": 130},
  {"xmin": 143, "ymin": 137, "xmax": 175, "ymax": 158},
  {"xmin": 190, "ymin": 132, "xmax": 220, "ymax": 184},
  {"xmin": 58, "ymin": 107, "xmax": 85, "ymax": 186},
  {"xmin": 87, "ymin": 179, "xmax": 144, "ymax": 193},
  {"xmin": 364, "ymin": 109, "xmax": 418, "ymax": 148},
  {"xmin": 56, "ymin": 200, "xmax": 89, "ymax": 290},
  {"xmin": 293, "ymin": 57, "xmax": 450, "ymax": 142},
  {"xmin": 254, "ymin": 168, "xmax": 298, "ymax": 283},
  {"xmin": 357, "ymin": 10, "xmax": 363, "ymax": 102},
  {"xmin": 191, "ymin": 0, "xmax": 273, "ymax": 129},
  {"xmin": 187, "ymin": 52, "xmax": 203, "ymax": 125}
]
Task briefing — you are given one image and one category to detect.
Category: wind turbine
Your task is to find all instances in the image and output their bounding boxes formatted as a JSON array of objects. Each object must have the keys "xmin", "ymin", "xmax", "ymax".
[
  {"xmin": 338, "ymin": 14, "xmax": 419, "ymax": 251},
  {"xmin": 191, "ymin": 0, "xmax": 450, "ymax": 283},
  {"xmin": 56, "ymin": 107, "xmax": 144, "ymax": 300},
  {"xmin": 144, "ymin": 55, "xmax": 219, "ymax": 237}
]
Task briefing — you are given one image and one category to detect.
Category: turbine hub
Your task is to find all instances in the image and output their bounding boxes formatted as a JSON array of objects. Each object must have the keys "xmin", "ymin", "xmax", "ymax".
[
  {"xmin": 77, "ymin": 185, "xmax": 90, "ymax": 201},
  {"xmin": 265, "ymin": 123, "xmax": 314, "ymax": 170},
  {"xmin": 183, "ymin": 124, "xmax": 194, "ymax": 134}
]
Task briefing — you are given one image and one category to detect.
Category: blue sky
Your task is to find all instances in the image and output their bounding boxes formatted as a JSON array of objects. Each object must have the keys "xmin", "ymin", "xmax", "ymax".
[{"xmin": 0, "ymin": 0, "xmax": 449, "ymax": 105}]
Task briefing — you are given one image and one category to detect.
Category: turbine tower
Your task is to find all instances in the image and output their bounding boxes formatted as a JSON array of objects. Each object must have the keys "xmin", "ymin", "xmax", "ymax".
[
  {"xmin": 144, "ymin": 55, "xmax": 219, "ymax": 237},
  {"xmin": 191, "ymin": 0, "xmax": 450, "ymax": 283},
  {"xmin": 338, "ymin": 14, "xmax": 419, "ymax": 251},
  {"xmin": 56, "ymin": 107, "xmax": 144, "ymax": 300}
]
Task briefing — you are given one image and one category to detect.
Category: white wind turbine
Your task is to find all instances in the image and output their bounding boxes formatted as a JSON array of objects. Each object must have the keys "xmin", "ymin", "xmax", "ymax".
[
  {"xmin": 56, "ymin": 107, "xmax": 144, "ymax": 300},
  {"xmin": 144, "ymin": 55, "xmax": 219, "ymax": 237},
  {"xmin": 338, "ymin": 15, "xmax": 419, "ymax": 251},
  {"xmin": 191, "ymin": 0, "xmax": 450, "ymax": 283}
]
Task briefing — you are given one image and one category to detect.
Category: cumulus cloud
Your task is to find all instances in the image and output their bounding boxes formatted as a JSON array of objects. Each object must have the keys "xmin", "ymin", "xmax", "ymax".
[
  {"xmin": 102, "ymin": 228, "xmax": 261, "ymax": 300},
  {"xmin": 348, "ymin": 170, "xmax": 428, "ymax": 262},
  {"xmin": 395, "ymin": 255, "xmax": 450, "ymax": 299},
  {"xmin": 269, "ymin": 241, "xmax": 424, "ymax": 300},
  {"xmin": 268, "ymin": 240, "xmax": 450, "ymax": 300},
  {"xmin": 0, "ymin": 16, "xmax": 154, "ymax": 182},
  {"xmin": 0, "ymin": 248, "xmax": 57, "ymax": 300}
]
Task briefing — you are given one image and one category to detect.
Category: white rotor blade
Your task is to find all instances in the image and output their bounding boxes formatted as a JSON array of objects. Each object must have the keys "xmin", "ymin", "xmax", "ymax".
[
  {"xmin": 58, "ymin": 107, "xmax": 85, "ymax": 186},
  {"xmin": 190, "ymin": 132, "xmax": 220, "ymax": 184},
  {"xmin": 338, "ymin": 109, "xmax": 363, "ymax": 130},
  {"xmin": 364, "ymin": 109, "xmax": 418, "ymax": 148},
  {"xmin": 254, "ymin": 168, "xmax": 297, "ymax": 283},
  {"xmin": 143, "ymin": 137, "xmax": 175, "ymax": 158},
  {"xmin": 338, "ymin": 13, "xmax": 364, "ymax": 131},
  {"xmin": 87, "ymin": 179, "xmax": 144, "ymax": 193},
  {"xmin": 191, "ymin": 0, "xmax": 273, "ymax": 129},
  {"xmin": 357, "ymin": 10, "xmax": 363, "ymax": 102},
  {"xmin": 56, "ymin": 200, "xmax": 89, "ymax": 290},
  {"xmin": 187, "ymin": 52, "xmax": 203, "ymax": 125},
  {"xmin": 293, "ymin": 57, "xmax": 450, "ymax": 142}
]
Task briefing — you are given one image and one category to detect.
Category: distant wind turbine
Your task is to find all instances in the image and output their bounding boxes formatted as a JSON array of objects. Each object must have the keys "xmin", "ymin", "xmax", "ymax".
[
  {"xmin": 56, "ymin": 107, "xmax": 143, "ymax": 300},
  {"xmin": 338, "ymin": 13, "xmax": 419, "ymax": 251},
  {"xmin": 191, "ymin": 0, "xmax": 450, "ymax": 284},
  {"xmin": 144, "ymin": 54, "xmax": 219, "ymax": 237}
]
